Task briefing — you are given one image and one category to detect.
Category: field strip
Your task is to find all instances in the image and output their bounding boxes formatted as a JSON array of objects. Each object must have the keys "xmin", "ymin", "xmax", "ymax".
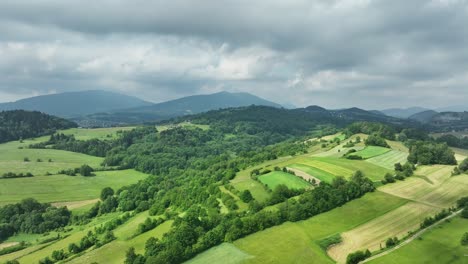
[
  {"xmin": 366, "ymin": 150, "xmax": 408, "ymax": 170},
  {"xmin": 286, "ymin": 167, "xmax": 321, "ymax": 184},
  {"xmin": 51, "ymin": 199, "xmax": 99, "ymax": 210},
  {"xmin": 361, "ymin": 209, "xmax": 463, "ymax": 263},
  {"xmin": 327, "ymin": 202, "xmax": 440, "ymax": 263},
  {"xmin": 0, "ymin": 242, "xmax": 19, "ymax": 250}
]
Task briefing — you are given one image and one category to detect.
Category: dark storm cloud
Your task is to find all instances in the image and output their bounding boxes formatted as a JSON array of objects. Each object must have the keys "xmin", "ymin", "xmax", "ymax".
[{"xmin": 0, "ymin": 0, "xmax": 467, "ymax": 108}]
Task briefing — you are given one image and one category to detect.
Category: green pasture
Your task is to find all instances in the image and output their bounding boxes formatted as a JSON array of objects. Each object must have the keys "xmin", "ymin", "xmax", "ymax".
[{"xmin": 258, "ymin": 171, "xmax": 311, "ymax": 190}]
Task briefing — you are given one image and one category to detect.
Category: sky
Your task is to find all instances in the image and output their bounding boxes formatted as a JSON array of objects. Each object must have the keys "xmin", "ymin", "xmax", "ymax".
[{"xmin": 0, "ymin": 0, "xmax": 467, "ymax": 109}]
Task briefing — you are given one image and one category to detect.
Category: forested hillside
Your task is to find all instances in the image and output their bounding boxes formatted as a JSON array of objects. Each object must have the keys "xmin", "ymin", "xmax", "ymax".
[{"xmin": 0, "ymin": 110, "xmax": 77, "ymax": 143}]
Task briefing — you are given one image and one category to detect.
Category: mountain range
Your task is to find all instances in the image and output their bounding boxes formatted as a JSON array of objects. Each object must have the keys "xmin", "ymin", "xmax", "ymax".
[{"xmin": 0, "ymin": 90, "xmax": 152, "ymax": 118}]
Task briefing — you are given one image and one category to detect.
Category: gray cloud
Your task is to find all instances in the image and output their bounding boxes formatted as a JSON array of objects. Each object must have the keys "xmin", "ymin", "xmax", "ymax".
[{"xmin": 0, "ymin": 0, "xmax": 467, "ymax": 109}]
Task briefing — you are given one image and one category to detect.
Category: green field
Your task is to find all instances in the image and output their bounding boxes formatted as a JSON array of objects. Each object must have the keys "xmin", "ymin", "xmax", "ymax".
[
  {"xmin": 0, "ymin": 169, "xmax": 149, "ymax": 206},
  {"xmin": 328, "ymin": 202, "xmax": 439, "ymax": 263},
  {"xmin": 58, "ymin": 127, "xmax": 135, "ymax": 140},
  {"xmin": 186, "ymin": 243, "xmax": 253, "ymax": 264},
  {"xmin": 368, "ymin": 216, "xmax": 468, "ymax": 264},
  {"xmin": 351, "ymin": 146, "xmax": 391, "ymax": 159},
  {"xmin": 258, "ymin": 171, "xmax": 311, "ymax": 190},
  {"xmin": 288, "ymin": 163, "xmax": 336, "ymax": 183},
  {"xmin": 0, "ymin": 139, "xmax": 104, "ymax": 176},
  {"xmin": 189, "ymin": 191, "xmax": 407, "ymax": 264},
  {"xmin": 367, "ymin": 150, "xmax": 409, "ymax": 170}
]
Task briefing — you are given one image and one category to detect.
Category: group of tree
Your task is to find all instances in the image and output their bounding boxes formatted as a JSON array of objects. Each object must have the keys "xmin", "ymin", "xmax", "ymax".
[
  {"xmin": 124, "ymin": 171, "xmax": 375, "ymax": 264},
  {"xmin": 58, "ymin": 164, "xmax": 94, "ymax": 176},
  {"xmin": 0, "ymin": 172, "xmax": 33, "ymax": 179},
  {"xmin": 436, "ymin": 134, "xmax": 468, "ymax": 149},
  {"xmin": 0, "ymin": 110, "xmax": 76, "ymax": 143},
  {"xmin": 344, "ymin": 122, "xmax": 396, "ymax": 140},
  {"xmin": 458, "ymin": 196, "xmax": 468, "ymax": 219},
  {"xmin": 407, "ymin": 141, "xmax": 457, "ymax": 165},
  {"xmin": 452, "ymin": 158, "xmax": 468, "ymax": 176},
  {"xmin": 382, "ymin": 162, "xmax": 415, "ymax": 184},
  {"xmin": 30, "ymin": 133, "xmax": 113, "ymax": 157},
  {"xmin": 365, "ymin": 134, "xmax": 390, "ymax": 147},
  {"xmin": 346, "ymin": 249, "xmax": 371, "ymax": 264},
  {"xmin": 0, "ymin": 198, "xmax": 71, "ymax": 242}
]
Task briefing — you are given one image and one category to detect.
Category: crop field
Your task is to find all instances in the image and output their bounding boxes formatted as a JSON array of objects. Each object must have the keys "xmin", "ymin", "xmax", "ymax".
[
  {"xmin": 366, "ymin": 150, "xmax": 409, "ymax": 170},
  {"xmin": 367, "ymin": 216, "xmax": 468, "ymax": 264},
  {"xmin": 351, "ymin": 146, "xmax": 390, "ymax": 159},
  {"xmin": 258, "ymin": 171, "xmax": 311, "ymax": 190},
  {"xmin": 58, "ymin": 127, "xmax": 135, "ymax": 140},
  {"xmin": 327, "ymin": 202, "xmax": 439, "ymax": 263},
  {"xmin": 0, "ymin": 140, "xmax": 103, "ymax": 176},
  {"xmin": 288, "ymin": 163, "xmax": 335, "ymax": 183},
  {"xmin": 188, "ymin": 191, "xmax": 407, "ymax": 264},
  {"xmin": 379, "ymin": 165, "xmax": 466, "ymax": 208},
  {"xmin": 0, "ymin": 169, "xmax": 149, "ymax": 206},
  {"xmin": 186, "ymin": 243, "xmax": 253, "ymax": 264}
]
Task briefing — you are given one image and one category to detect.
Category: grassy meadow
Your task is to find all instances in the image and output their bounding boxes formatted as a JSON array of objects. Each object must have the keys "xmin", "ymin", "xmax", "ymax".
[
  {"xmin": 0, "ymin": 169, "xmax": 149, "ymax": 206},
  {"xmin": 351, "ymin": 146, "xmax": 390, "ymax": 159},
  {"xmin": 258, "ymin": 171, "xmax": 311, "ymax": 190}
]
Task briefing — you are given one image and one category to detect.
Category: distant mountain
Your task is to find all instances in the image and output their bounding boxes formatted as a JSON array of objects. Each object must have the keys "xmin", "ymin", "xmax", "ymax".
[
  {"xmin": 76, "ymin": 91, "xmax": 282, "ymax": 126},
  {"xmin": 0, "ymin": 90, "xmax": 152, "ymax": 118},
  {"xmin": 408, "ymin": 110, "xmax": 439, "ymax": 123},
  {"xmin": 381, "ymin": 107, "xmax": 431, "ymax": 118},
  {"xmin": 436, "ymin": 105, "xmax": 468, "ymax": 112}
]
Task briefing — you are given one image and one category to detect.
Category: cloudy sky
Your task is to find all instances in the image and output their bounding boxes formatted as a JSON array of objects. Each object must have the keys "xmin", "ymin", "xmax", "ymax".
[{"xmin": 0, "ymin": 0, "xmax": 467, "ymax": 109}]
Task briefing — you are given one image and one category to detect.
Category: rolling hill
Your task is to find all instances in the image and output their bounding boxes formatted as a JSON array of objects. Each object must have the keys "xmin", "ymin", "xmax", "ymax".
[
  {"xmin": 0, "ymin": 90, "xmax": 152, "ymax": 118},
  {"xmin": 381, "ymin": 107, "xmax": 430, "ymax": 118},
  {"xmin": 75, "ymin": 91, "xmax": 283, "ymax": 126}
]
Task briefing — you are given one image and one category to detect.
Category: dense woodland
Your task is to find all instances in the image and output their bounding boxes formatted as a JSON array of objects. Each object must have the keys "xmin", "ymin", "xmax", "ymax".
[{"xmin": 0, "ymin": 110, "xmax": 77, "ymax": 143}]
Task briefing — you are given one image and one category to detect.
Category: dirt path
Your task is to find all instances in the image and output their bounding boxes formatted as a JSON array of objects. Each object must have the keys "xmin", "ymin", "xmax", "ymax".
[
  {"xmin": 361, "ymin": 209, "xmax": 463, "ymax": 263},
  {"xmin": 286, "ymin": 167, "xmax": 321, "ymax": 184},
  {"xmin": 52, "ymin": 198, "xmax": 99, "ymax": 210}
]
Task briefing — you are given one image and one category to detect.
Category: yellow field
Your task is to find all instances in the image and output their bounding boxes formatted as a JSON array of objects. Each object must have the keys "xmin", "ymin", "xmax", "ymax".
[{"xmin": 327, "ymin": 202, "xmax": 438, "ymax": 263}]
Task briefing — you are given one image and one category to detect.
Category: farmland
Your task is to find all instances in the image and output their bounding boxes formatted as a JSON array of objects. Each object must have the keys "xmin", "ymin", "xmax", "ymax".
[
  {"xmin": 0, "ymin": 139, "xmax": 103, "ymax": 176},
  {"xmin": 0, "ymin": 169, "xmax": 149, "ymax": 206},
  {"xmin": 366, "ymin": 150, "xmax": 409, "ymax": 170},
  {"xmin": 189, "ymin": 191, "xmax": 407, "ymax": 264},
  {"xmin": 258, "ymin": 171, "xmax": 311, "ymax": 190},
  {"xmin": 351, "ymin": 146, "xmax": 390, "ymax": 159},
  {"xmin": 367, "ymin": 216, "xmax": 468, "ymax": 264}
]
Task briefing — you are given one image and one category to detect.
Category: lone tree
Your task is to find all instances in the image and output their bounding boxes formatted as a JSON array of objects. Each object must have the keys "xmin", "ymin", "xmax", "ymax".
[
  {"xmin": 100, "ymin": 187, "xmax": 115, "ymax": 201},
  {"xmin": 79, "ymin": 164, "xmax": 94, "ymax": 176}
]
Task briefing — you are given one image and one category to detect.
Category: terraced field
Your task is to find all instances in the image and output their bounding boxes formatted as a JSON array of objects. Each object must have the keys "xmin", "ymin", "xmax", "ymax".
[
  {"xmin": 351, "ymin": 146, "xmax": 391, "ymax": 159},
  {"xmin": 366, "ymin": 150, "xmax": 409, "ymax": 170},
  {"xmin": 327, "ymin": 202, "xmax": 439, "ymax": 263},
  {"xmin": 0, "ymin": 169, "xmax": 149, "ymax": 206},
  {"xmin": 367, "ymin": 216, "xmax": 468, "ymax": 264},
  {"xmin": 258, "ymin": 171, "xmax": 311, "ymax": 190}
]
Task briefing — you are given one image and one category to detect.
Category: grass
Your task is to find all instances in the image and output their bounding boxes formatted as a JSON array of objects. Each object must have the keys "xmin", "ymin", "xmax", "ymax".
[
  {"xmin": 185, "ymin": 243, "xmax": 253, "ymax": 264},
  {"xmin": 367, "ymin": 150, "xmax": 409, "ymax": 170},
  {"xmin": 258, "ymin": 171, "xmax": 311, "ymax": 190},
  {"xmin": 68, "ymin": 220, "xmax": 173, "ymax": 264},
  {"xmin": 379, "ymin": 166, "xmax": 466, "ymax": 208},
  {"xmin": 288, "ymin": 163, "xmax": 336, "ymax": 183},
  {"xmin": 351, "ymin": 146, "xmax": 391, "ymax": 159},
  {"xmin": 327, "ymin": 202, "xmax": 440, "ymax": 263},
  {"xmin": 58, "ymin": 127, "xmax": 135, "ymax": 140},
  {"xmin": 0, "ymin": 140, "xmax": 103, "ymax": 176},
  {"xmin": 0, "ymin": 169, "xmax": 149, "ymax": 206},
  {"xmin": 367, "ymin": 216, "xmax": 468, "ymax": 264},
  {"xmin": 185, "ymin": 191, "xmax": 406, "ymax": 264}
]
